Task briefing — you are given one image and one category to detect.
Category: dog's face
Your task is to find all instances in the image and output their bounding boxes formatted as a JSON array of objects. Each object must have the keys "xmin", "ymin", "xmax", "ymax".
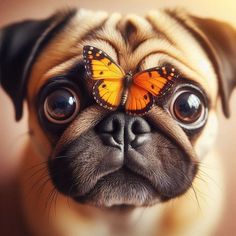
[{"xmin": 1, "ymin": 9, "xmax": 236, "ymax": 209}]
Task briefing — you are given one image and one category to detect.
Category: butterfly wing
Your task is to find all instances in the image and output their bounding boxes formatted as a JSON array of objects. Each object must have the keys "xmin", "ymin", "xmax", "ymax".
[
  {"xmin": 125, "ymin": 85, "xmax": 154, "ymax": 115},
  {"xmin": 83, "ymin": 46, "xmax": 125, "ymax": 109},
  {"xmin": 83, "ymin": 45, "xmax": 125, "ymax": 80},
  {"xmin": 125, "ymin": 66, "xmax": 178, "ymax": 114},
  {"xmin": 93, "ymin": 80, "xmax": 123, "ymax": 110},
  {"xmin": 132, "ymin": 66, "xmax": 178, "ymax": 98}
]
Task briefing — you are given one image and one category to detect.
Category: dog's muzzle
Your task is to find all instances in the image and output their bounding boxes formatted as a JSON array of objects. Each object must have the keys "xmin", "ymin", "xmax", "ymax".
[{"xmin": 49, "ymin": 110, "xmax": 198, "ymax": 208}]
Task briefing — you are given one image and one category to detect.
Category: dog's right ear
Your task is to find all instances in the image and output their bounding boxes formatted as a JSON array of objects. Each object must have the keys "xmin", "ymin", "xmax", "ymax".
[
  {"xmin": 165, "ymin": 10, "xmax": 236, "ymax": 117},
  {"xmin": 189, "ymin": 16, "xmax": 236, "ymax": 118},
  {"xmin": 0, "ymin": 9, "xmax": 76, "ymax": 121}
]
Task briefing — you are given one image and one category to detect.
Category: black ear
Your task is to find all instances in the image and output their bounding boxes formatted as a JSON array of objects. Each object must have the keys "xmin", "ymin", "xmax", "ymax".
[{"xmin": 0, "ymin": 9, "xmax": 76, "ymax": 121}]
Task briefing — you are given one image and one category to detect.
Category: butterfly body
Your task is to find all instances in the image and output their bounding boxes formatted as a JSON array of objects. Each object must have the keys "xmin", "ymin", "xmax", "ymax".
[
  {"xmin": 120, "ymin": 71, "xmax": 133, "ymax": 106},
  {"xmin": 83, "ymin": 45, "xmax": 178, "ymax": 115}
]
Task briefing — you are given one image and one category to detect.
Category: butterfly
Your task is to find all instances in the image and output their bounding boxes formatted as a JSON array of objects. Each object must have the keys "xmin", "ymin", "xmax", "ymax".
[{"xmin": 83, "ymin": 45, "xmax": 179, "ymax": 115}]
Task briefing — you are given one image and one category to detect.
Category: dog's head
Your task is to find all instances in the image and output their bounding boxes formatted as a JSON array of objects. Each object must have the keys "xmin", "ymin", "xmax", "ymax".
[{"xmin": 1, "ymin": 9, "xmax": 236, "ymax": 208}]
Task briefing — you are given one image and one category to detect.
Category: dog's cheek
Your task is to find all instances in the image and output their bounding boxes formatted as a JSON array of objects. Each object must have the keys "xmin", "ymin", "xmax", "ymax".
[
  {"xmin": 28, "ymin": 104, "xmax": 52, "ymax": 157},
  {"xmin": 193, "ymin": 111, "xmax": 218, "ymax": 160}
]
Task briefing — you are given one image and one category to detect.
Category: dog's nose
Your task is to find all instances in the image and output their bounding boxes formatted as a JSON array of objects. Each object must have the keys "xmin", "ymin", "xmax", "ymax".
[{"xmin": 96, "ymin": 113, "xmax": 151, "ymax": 150}]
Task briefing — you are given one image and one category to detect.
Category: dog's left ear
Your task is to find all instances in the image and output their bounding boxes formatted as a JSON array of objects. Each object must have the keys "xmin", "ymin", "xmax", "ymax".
[
  {"xmin": 0, "ymin": 9, "xmax": 76, "ymax": 121},
  {"xmin": 174, "ymin": 13, "xmax": 236, "ymax": 118}
]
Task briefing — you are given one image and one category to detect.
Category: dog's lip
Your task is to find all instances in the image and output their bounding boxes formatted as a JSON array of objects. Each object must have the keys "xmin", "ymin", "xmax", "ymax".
[{"xmin": 73, "ymin": 167, "xmax": 160, "ymax": 208}]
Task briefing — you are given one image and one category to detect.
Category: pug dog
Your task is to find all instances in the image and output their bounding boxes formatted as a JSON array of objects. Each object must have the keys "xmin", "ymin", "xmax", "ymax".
[{"xmin": 1, "ymin": 8, "xmax": 236, "ymax": 236}]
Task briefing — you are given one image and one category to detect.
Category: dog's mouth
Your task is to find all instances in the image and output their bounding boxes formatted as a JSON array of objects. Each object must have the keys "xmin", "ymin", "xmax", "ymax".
[{"xmin": 73, "ymin": 167, "xmax": 159, "ymax": 208}]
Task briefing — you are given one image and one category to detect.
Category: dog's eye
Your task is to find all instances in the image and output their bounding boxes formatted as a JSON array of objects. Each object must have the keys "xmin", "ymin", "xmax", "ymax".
[
  {"xmin": 44, "ymin": 88, "xmax": 80, "ymax": 124},
  {"xmin": 169, "ymin": 85, "xmax": 208, "ymax": 129}
]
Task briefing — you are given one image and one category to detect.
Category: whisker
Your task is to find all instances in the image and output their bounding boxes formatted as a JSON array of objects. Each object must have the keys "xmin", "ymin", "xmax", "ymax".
[
  {"xmin": 25, "ymin": 172, "xmax": 49, "ymax": 200},
  {"xmin": 167, "ymin": 161, "xmax": 202, "ymax": 210},
  {"xmin": 25, "ymin": 165, "xmax": 48, "ymax": 184},
  {"xmin": 53, "ymin": 191, "xmax": 59, "ymax": 218},
  {"xmin": 176, "ymin": 159, "xmax": 221, "ymax": 189},
  {"xmin": 67, "ymin": 184, "xmax": 76, "ymax": 210},
  {"xmin": 24, "ymin": 154, "xmax": 77, "ymax": 173},
  {"xmin": 45, "ymin": 188, "xmax": 57, "ymax": 227},
  {"xmin": 25, "ymin": 160, "xmax": 49, "ymax": 172}
]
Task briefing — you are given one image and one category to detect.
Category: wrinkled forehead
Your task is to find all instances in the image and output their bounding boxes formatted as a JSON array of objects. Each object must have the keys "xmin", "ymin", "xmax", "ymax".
[{"xmin": 28, "ymin": 9, "xmax": 218, "ymax": 102}]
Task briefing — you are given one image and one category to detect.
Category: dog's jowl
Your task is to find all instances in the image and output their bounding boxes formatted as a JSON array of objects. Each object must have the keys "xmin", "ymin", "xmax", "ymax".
[{"xmin": 1, "ymin": 8, "xmax": 236, "ymax": 236}]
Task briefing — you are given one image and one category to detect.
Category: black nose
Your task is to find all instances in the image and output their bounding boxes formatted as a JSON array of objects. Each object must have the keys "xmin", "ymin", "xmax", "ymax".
[{"xmin": 96, "ymin": 113, "xmax": 151, "ymax": 150}]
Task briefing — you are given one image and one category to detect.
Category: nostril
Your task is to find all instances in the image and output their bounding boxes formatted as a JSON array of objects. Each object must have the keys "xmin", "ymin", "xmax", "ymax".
[
  {"xmin": 131, "ymin": 120, "xmax": 145, "ymax": 134},
  {"xmin": 131, "ymin": 118, "xmax": 151, "ymax": 135},
  {"xmin": 112, "ymin": 118, "xmax": 122, "ymax": 134},
  {"xmin": 97, "ymin": 115, "xmax": 124, "ymax": 134},
  {"xmin": 126, "ymin": 117, "xmax": 151, "ymax": 149},
  {"xmin": 96, "ymin": 113, "xmax": 125, "ymax": 148},
  {"xmin": 131, "ymin": 120, "xmax": 140, "ymax": 134}
]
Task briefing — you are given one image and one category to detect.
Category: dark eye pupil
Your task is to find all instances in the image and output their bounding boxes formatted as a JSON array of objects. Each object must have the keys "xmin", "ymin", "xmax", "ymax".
[
  {"xmin": 174, "ymin": 92, "xmax": 202, "ymax": 123},
  {"xmin": 45, "ymin": 89, "xmax": 77, "ymax": 121}
]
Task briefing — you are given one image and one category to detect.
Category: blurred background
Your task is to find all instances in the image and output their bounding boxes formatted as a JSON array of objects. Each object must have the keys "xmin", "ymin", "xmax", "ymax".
[{"xmin": 0, "ymin": 0, "xmax": 236, "ymax": 235}]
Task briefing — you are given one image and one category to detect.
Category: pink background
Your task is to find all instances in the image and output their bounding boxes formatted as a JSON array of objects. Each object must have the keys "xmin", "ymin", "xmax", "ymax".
[{"xmin": 0, "ymin": 0, "xmax": 236, "ymax": 235}]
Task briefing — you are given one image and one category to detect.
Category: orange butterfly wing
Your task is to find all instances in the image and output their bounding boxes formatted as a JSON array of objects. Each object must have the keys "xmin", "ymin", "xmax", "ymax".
[
  {"xmin": 83, "ymin": 46, "xmax": 125, "ymax": 109},
  {"xmin": 125, "ymin": 66, "xmax": 178, "ymax": 114},
  {"xmin": 133, "ymin": 66, "xmax": 178, "ymax": 97},
  {"xmin": 93, "ymin": 80, "xmax": 123, "ymax": 110},
  {"xmin": 125, "ymin": 85, "xmax": 153, "ymax": 115}
]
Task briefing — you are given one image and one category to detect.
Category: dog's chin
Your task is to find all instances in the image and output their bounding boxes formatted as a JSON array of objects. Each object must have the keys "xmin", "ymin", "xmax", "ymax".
[{"xmin": 73, "ymin": 168, "xmax": 160, "ymax": 209}]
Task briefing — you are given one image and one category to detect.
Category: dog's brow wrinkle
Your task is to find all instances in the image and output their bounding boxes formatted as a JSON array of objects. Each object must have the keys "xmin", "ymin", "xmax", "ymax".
[
  {"xmin": 145, "ymin": 15, "xmax": 175, "ymax": 46},
  {"xmin": 80, "ymin": 18, "xmax": 108, "ymax": 42},
  {"xmin": 42, "ymin": 55, "xmax": 84, "ymax": 80}
]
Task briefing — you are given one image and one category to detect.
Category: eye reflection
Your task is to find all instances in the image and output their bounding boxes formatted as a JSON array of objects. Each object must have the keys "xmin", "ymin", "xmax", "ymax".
[
  {"xmin": 173, "ymin": 92, "xmax": 202, "ymax": 124},
  {"xmin": 44, "ymin": 88, "xmax": 80, "ymax": 124},
  {"xmin": 169, "ymin": 85, "xmax": 208, "ymax": 130}
]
